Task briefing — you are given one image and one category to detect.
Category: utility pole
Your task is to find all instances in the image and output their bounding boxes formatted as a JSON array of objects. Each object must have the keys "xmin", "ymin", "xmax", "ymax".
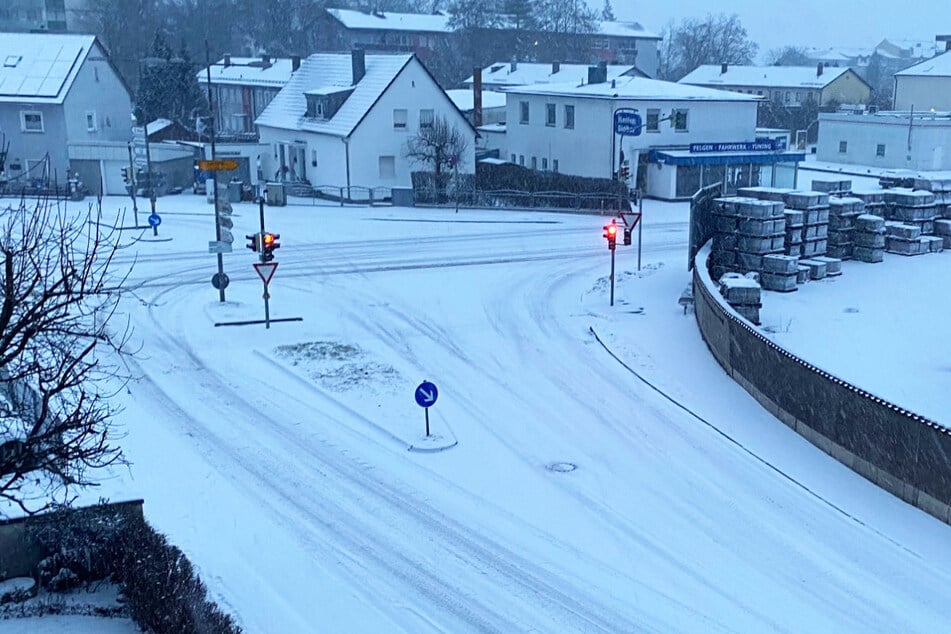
[
  {"xmin": 205, "ymin": 40, "xmax": 226, "ymax": 303},
  {"xmin": 143, "ymin": 122, "xmax": 157, "ymax": 236}
]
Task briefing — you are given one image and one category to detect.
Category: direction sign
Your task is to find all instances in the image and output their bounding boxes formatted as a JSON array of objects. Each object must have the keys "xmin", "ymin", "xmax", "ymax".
[
  {"xmin": 208, "ymin": 240, "xmax": 232, "ymax": 254},
  {"xmin": 614, "ymin": 110, "xmax": 642, "ymax": 136},
  {"xmin": 219, "ymin": 228, "xmax": 234, "ymax": 244},
  {"xmin": 253, "ymin": 261, "xmax": 278, "ymax": 285},
  {"xmin": 147, "ymin": 213, "xmax": 161, "ymax": 228},
  {"xmin": 199, "ymin": 159, "xmax": 240, "ymax": 172},
  {"xmin": 415, "ymin": 381, "xmax": 438, "ymax": 408}
]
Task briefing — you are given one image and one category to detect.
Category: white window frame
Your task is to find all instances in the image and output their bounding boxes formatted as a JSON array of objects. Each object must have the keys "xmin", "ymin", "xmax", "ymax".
[
  {"xmin": 379, "ymin": 155, "xmax": 396, "ymax": 179},
  {"xmin": 85, "ymin": 111, "xmax": 97, "ymax": 132},
  {"xmin": 393, "ymin": 108, "xmax": 407, "ymax": 129},
  {"xmin": 419, "ymin": 109, "xmax": 434, "ymax": 129},
  {"xmin": 519, "ymin": 101, "xmax": 529, "ymax": 124},
  {"xmin": 20, "ymin": 110, "xmax": 43, "ymax": 133},
  {"xmin": 545, "ymin": 103, "xmax": 556, "ymax": 127},
  {"xmin": 646, "ymin": 108, "xmax": 660, "ymax": 133}
]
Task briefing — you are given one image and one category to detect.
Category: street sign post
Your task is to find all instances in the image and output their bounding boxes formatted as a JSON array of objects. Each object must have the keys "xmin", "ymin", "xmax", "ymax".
[
  {"xmin": 415, "ymin": 380, "xmax": 439, "ymax": 436},
  {"xmin": 253, "ymin": 261, "xmax": 278, "ymax": 329},
  {"xmin": 208, "ymin": 240, "xmax": 232, "ymax": 254},
  {"xmin": 148, "ymin": 213, "xmax": 161, "ymax": 228},
  {"xmin": 198, "ymin": 159, "xmax": 240, "ymax": 172}
]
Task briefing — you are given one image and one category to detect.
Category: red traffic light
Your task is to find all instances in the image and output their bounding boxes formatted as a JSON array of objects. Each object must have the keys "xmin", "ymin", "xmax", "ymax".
[{"xmin": 262, "ymin": 233, "xmax": 276, "ymax": 248}]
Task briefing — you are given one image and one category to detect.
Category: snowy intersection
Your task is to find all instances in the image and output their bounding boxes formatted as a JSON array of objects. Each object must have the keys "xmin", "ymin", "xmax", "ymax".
[{"xmin": 64, "ymin": 191, "xmax": 951, "ymax": 632}]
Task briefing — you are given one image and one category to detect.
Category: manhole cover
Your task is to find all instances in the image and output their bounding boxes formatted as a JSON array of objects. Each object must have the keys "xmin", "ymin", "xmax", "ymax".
[{"xmin": 547, "ymin": 462, "xmax": 577, "ymax": 473}]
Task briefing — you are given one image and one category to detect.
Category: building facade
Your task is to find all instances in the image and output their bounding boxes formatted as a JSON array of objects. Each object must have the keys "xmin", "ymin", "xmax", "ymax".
[
  {"xmin": 503, "ymin": 69, "xmax": 803, "ymax": 200},
  {"xmin": 256, "ymin": 51, "xmax": 475, "ymax": 193},
  {"xmin": 0, "ymin": 33, "xmax": 133, "ymax": 195},
  {"xmin": 894, "ymin": 49, "xmax": 951, "ymax": 112},
  {"xmin": 817, "ymin": 111, "xmax": 951, "ymax": 171},
  {"xmin": 0, "ymin": 0, "xmax": 68, "ymax": 32}
]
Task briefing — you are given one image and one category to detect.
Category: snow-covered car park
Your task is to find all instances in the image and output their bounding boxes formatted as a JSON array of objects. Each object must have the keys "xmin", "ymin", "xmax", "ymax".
[{"xmin": 4, "ymin": 166, "xmax": 951, "ymax": 632}]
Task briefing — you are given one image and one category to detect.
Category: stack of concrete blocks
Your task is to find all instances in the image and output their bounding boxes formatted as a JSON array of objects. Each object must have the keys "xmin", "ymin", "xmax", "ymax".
[
  {"xmin": 783, "ymin": 208, "xmax": 804, "ymax": 256},
  {"xmin": 826, "ymin": 196, "xmax": 864, "ymax": 260},
  {"xmin": 884, "ymin": 221, "xmax": 942, "ymax": 255},
  {"xmin": 811, "ymin": 179, "xmax": 852, "ymax": 196},
  {"xmin": 934, "ymin": 219, "xmax": 951, "ymax": 249},
  {"xmin": 852, "ymin": 190, "xmax": 888, "ymax": 218},
  {"xmin": 884, "ymin": 190, "xmax": 937, "ymax": 237},
  {"xmin": 718, "ymin": 272, "xmax": 762, "ymax": 324},
  {"xmin": 812, "ymin": 255, "xmax": 842, "ymax": 276},
  {"xmin": 711, "ymin": 196, "xmax": 786, "ymax": 278},
  {"xmin": 760, "ymin": 253, "xmax": 800, "ymax": 292},
  {"xmin": 783, "ymin": 191, "xmax": 830, "ymax": 259},
  {"xmin": 913, "ymin": 177, "xmax": 951, "ymax": 219},
  {"xmin": 853, "ymin": 214, "xmax": 886, "ymax": 263}
]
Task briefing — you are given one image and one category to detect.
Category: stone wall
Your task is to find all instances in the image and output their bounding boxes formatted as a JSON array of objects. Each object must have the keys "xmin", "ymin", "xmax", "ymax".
[{"xmin": 693, "ymin": 251, "xmax": 951, "ymax": 525}]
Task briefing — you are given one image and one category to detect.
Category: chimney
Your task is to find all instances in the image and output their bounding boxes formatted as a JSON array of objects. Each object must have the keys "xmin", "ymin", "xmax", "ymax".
[
  {"xmin": 472, "ymin": 66, "xmax": 483, "ymax": 128},
  {"xmin": 587, "ymin": 64, "xmax": 607, "ymax": 85},
  {"xmin": 510, "ymin": 57, "xmax": 517, "ymax": 73},
  {"xmin": 291, "ymin": 55, "xmax": 301, "ymax": 72},
  {"xmin": 721, "ymin": 62, "xmax": 728, "ymax": 74},
  {"xmin": 351, "ymin": 48, "xmax": 366, "ymax": 84},
  {"xmin": 817, "ymin": 62, "xmax": 824, "ymax": 77},
  {"xmin": 261, "ymin": 54, "xmax": 271, "ymax": 68},
  {"xmin": 552, "ymin": 61, "xmax": 560, "ymax": 74},
  {"xmin": 223, "ymin": 54, "xmax": 231, "ymax": 67}
]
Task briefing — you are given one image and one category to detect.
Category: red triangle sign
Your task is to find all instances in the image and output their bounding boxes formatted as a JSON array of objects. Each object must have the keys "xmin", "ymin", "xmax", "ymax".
[{"xmin": 253, "ymin": 262, "xmax": 278, "ymax": 285}]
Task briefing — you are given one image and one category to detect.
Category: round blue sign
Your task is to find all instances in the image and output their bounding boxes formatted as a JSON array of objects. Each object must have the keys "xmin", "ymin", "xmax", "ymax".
[
  {"xmin": 414, "ymin": 381, "xmax": 438, "ymax": 408},
  {"xmin": 147, "ymin": 213, "xmax": 162, "ymax": 228}
]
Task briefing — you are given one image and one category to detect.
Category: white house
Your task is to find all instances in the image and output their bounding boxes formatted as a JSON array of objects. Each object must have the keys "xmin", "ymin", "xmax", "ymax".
[
  {"xmin": 0, "ymin": 32, "xmax": 134, "ymax": 195},
  {"xmin": 816, "ymin": 110, "xmax": 951, "ymax": 171},
  {"xmin": 256, "ymin": 51, "xmax": 474, "ymax": 194},
  {"xmin": 503, "ymin": 68, "xmax": 804, "ymax": 200},
  {"xmin": 894, "ymin": 50, "xmax": 951, "ymax": 112}
]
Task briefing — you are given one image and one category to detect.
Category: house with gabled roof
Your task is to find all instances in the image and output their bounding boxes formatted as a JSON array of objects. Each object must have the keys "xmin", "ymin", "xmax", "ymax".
[
  {"xmin": 894, "ymin": 48, "xmax": 951, "ymax": 111},
  {"xmin": 679, "ymin": 63, "xmax": 870, "ymax": 108},
  {"xmin": 463, "ymin": 61, "xmax": 644, "ymax": 91},
  {"xmin": 0, "ymin": 32, "xmax": 133, "ymax": 195},
  {"xmin": 256, "ymin": 50, "xmax": 475, "ymax": 194}
]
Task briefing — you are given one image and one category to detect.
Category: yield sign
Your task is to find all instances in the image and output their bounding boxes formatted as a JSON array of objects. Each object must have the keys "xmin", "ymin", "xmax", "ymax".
[{"xmin": 253, "ymin": 262, "xmax": 278, "ymax": 285}]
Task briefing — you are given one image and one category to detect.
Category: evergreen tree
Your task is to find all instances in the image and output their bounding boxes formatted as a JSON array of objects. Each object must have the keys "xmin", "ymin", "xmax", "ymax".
[
  {"xmin": 601, "ymin": 0, "xmax": 615, "ymax": 22},
  {"xmin": 504, "ymin": 0, "xmax": 534, "ymax": 30}
]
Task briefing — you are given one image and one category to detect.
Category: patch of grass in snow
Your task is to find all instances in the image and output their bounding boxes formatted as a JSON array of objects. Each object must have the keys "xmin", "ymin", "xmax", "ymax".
[{"xmin": 275, "ymin": 341, "xmax": 400, "ymax": 392}]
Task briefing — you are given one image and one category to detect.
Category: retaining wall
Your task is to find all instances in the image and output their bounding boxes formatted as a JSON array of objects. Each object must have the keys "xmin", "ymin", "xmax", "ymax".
[{"xmin": 693, "ymin": 250, "xmax": 951, "ymax": 525}]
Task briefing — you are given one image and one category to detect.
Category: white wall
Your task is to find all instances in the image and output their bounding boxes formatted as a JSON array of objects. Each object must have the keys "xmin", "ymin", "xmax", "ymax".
[
  {"xmin": 894, "ymin": 76, "xmax": 951, "ymax": 112},
  {"xmin": 503, "ymin": 92, "xmax": 758, "ymax": 180},
  {"xmin": 817, "ymin": 113, "xmax": 951, "ymax": 171},
  {"xmin": 63, "ymin": 42, "xmax": 133, "ymax": 144}
]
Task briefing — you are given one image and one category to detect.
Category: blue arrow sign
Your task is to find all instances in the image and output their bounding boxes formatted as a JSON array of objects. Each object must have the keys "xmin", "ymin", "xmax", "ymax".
[
  {"xmin": 147, "ymin": 213, "xmax": 162, "ymax": 228},
  {"xmin": 415, "ymin": 381, "xmax": 438, "ymax": 408},
  {"xmin": 614, "ymin": 110, "xmax": 642, "ymax": 136}
]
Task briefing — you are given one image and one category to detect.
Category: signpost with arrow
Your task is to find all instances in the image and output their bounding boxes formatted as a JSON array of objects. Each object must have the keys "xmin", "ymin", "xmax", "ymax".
[{"xmin": 414, "ymin": 380, "xmax": 439, "ymax": 436}]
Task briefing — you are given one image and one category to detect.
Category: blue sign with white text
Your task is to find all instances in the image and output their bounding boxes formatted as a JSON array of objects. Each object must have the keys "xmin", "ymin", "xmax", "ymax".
[
  {"xmin": 689, "ymin": 138, "xmax": 787, "ymax": 153},
  {"xmin": 613, "ymin": 110, "xmax": 642, "ymax": 136},
  {"xmin": 415, "ymin": 381, "xmax": 438, "ymax": 408}
]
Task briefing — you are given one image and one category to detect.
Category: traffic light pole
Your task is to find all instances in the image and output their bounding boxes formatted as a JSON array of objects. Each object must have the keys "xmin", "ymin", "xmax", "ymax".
[
  {"xmin": 258, "ymin": 197, "xmax": 271, "ymax": 329},
  {"xmin": 609, "ymin": 247, "xmax": 616, "ymax": 307},
  {"xmin": 206, "ymin": 40, "xmax": 226, "ymax": 303},
  {"xmin": 126, "ymin": 143, "xmax": 138, "ymax": 226}
]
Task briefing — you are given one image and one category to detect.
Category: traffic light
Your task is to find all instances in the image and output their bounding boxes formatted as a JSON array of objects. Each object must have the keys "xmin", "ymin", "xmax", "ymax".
[
  {"xmin": 245, "ymin": 232, "xmax": 261, "ymax": 253},
  {"xmin": 623, "ymin": 227, "xmax": 632, "ymax": 246},
  {"xmin": 603, "ymin": 221, "xmax": 617, "ymax": 250},
  {"xmin": 121, "ymin": 167, "xmax": 130, "ymax": 184},
  {"xmin": 618, "ymin": 162, "xmax": 630, "ymax": 182},
  {"xmin": 261, "ymin": 232, "xmax": 280, "ymax": 262}
]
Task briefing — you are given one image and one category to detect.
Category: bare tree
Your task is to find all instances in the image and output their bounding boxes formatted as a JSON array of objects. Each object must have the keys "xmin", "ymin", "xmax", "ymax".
[
  {"xmin": 658, "ymin": 13, "xmax": 758, "ymax": 81},
  {"xmin": 404, "ymin": 115, "xmax": 470, "ymax": 177},
  {"xmin": 766, "ymin": 46, "xmax": 812, "ymax": 66},
  {"xmin": 0, "ymin": 197, "xmax": 134, "ymax": 517}
]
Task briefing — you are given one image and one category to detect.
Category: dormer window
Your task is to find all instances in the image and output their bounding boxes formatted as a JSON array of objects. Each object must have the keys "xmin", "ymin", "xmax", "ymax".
[{"xmin": 305, "ymin": 87, "xmax": 354, "ymax": 120}]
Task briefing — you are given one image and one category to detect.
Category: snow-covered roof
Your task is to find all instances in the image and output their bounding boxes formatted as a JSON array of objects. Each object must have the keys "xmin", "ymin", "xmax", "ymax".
[
  {"xmin": 197, "ymin": 57, "xmax": 297, "ymax": 87},
  {"xmin": 598, "ymin": 20, "xmax": 660, "ymax": 40},
  {"xmin": 256, "ymin": 53, "xmax": 412, "ymax": 137},
  {"xmin": 465, "ymin": 62, "xmax": 640, "ymax": 87},
  {"xmin": 680, "ymin": 65, "xmax": 853, "ymax": 89},
  {"xmin": 895, "ymin": 51, "xmax": 951, "ymax": 77},
  {"xmin": 502, "ymin": 74, "xmax": 760, "ymax": 102},
  {"xmin": 0, "ymin": 33, "xmax": 96, "ymax": 104},
  {"xmin": 326, "ymin": 8, "xmax": 452, "ymax": 33},
  {"xmin": 146, "ymin": 118, "xmax": 173, "ymax": 135},
  {"xmin": 444, "ymin": 89, "xmax": 506, "ymax": 112}
]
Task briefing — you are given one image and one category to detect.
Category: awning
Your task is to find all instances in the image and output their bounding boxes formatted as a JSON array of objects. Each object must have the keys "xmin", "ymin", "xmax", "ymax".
[{"xmin": 648, "ymin": 149, "xmax": 806, "ymax": 166}]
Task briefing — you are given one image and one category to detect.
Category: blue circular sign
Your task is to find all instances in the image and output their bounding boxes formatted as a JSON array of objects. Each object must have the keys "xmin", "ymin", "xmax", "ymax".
[
  {"xmin": 414, "ymin": 381, "xmax": 438, "ymax": 408},
  {"xmin": 147, "ymin": 213, "xmax": 162, "ymax": 228}
]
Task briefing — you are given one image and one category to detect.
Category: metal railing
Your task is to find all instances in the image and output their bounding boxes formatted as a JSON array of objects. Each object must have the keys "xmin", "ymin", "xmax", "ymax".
[
  {"xmin": 285, "ymin": 183, "xmax": 394, "ymax": 206},
  {"xmin": 414, "ymin": 187, "xmax": 631, "ymax": 211}
]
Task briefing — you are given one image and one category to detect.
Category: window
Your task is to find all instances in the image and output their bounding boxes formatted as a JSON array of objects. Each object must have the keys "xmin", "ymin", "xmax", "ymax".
[
  {"xmin": 552, "ymin": 159, "xmax": 559, "ymax": 173},
  {"xmin": 646, "ymin": 108, "xmax": 660, "ymax": 132},
  {"xmin": 672, "ymin": 108, "xmax": 688, "ymax": 132},
  {"xmin": 564, "ymin": 105, "xmax": 574, "ymax": 129},
  {"xmin": 85, "ymin": 111, "xmax": 97, "ymax": 132},
  {"xmin": 519, "ymin": 101, "xmax": 529, "ymax": 124},
  {"xmin": 546, "ymin": 103, "xmax": 556, "ymax": 126},
  {"xmin": 876, "ymin": 143, "xmax": 886, "ymax": 157},
  {"xmin": 393, "ymin": 108, "xmax": 407, "ymax": 129},
  {"xmin": 531, "ymin": 156, "xmax": 537, "ymax": 170},
  {"xmin": 511, "ymin": 153, "xmax": 516, "ymax": 163},
  {"xmin": 311, "ymin": 149, "xmax": 318, "ymax": 166},
  {"xmin": 419, "ymin": 109, "xmax": 434, "ymax": 129},
  {"xmin": 784, "ymin": 91, "xmax": 791, "ymax": 104},
  {"xmin": 795, "ymin": 91, "xmax": 802, "ymax": 104},
  {"xmin": 542, "ymin": 157, "xmax": 548, "ymax": 170},
  {"xmin": 316, "ymin": 101, "xmax": 324, "ymax": 118},
  {"xmin": 20, "ymin": 111, "xmax": 43, "ymax": 132},
  {"xmin": 839, "ymin": 141, "xmax": 848, "ymax": 153},
  {"xmin": 379, "ymin": 155, "xmax": 395, "ymax": 179},
  {"xmin": 519, "ymin": 154, "xmax": 524, "ymax": 166}
]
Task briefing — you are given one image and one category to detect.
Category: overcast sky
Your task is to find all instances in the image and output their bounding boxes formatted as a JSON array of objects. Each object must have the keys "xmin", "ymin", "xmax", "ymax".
[{"xmin": 606, "ymin": 1, "xmax": 951, "ymax": 52}]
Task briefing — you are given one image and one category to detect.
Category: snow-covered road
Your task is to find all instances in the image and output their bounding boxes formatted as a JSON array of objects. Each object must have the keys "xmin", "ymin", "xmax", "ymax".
[{"xmin": 100, "ymin": 196, "xmax": 951, "ymax": 632}]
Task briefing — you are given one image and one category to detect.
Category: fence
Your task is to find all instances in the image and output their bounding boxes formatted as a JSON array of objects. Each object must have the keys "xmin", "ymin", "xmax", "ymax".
[
  {"xmin": 285, "ymin": 184, "xmax": 393, "ymax": 206},
  {"xmin": 693, "ymin": 247, "xmax": 951, "ymax": 525},
  {"xmin": 413, "ymin": 187, "xmax": 631, "ymax": 212}
]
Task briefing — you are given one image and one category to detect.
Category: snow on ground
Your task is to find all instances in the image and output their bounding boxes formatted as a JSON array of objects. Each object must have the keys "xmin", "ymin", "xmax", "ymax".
[
  {"xmin": 0, "ymin": 616, "xmax": 139, "ymax": 633},
  {"xmin": 5, "ymin": 188, "xmax": 951, "ymax": 632}
]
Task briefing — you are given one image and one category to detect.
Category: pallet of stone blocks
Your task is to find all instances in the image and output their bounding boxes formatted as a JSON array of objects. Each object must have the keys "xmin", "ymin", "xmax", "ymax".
[
  {"xmin": 811, "ymin": 255, "xmax": 842, "ymax": 276},
  {"xmin": 826, "ymin": 196, "xmax": 864, "ymax": 260},
  {"xmin": 851, "ymin": 190, "xmax": 888, "ymax": 218},
  {"xmin": 934, "ymin": 219, "xmax": 951, "ymax": 248},
  {"xmin": 852, "ymin": 214, "xmax": 885, "ymax": 263},
  {"xmin": 884, "ymin": 222, "xmax": 940, "ymax": 256},
  {"xmin": 712, "ymin": 196, "xmax": 785, "ymax": 275},
  {"xmin": 759, "ymin": 254, "xmax": 799, "ymax": 292},
  {"xmin": 811, "ymin": 179, "xmax": 852, "ymax": 195},
  {"xmin": 884, "ymin": 190, "xmax": 937, "ymax": 236},
  {"xmin": 782, "ymin": 191, "xmax": 830, "ymax": 259},
  {"xmin": 718, "ymin": 273, "xmax": 762, "ymax": 324},
  {"xmin": 783, "ymin": 209, "xmax": 804, "ymax": 255}
]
